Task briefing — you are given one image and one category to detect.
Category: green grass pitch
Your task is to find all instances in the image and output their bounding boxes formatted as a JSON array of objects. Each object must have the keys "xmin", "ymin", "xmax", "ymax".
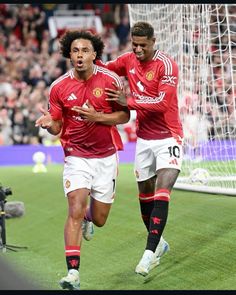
[{"xmin": 0, "ymin": 163, "xmax": 236, "ymax": 290}]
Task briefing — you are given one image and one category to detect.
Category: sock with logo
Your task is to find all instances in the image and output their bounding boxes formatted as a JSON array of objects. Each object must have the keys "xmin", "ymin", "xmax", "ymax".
[
  {"xmin": 65, "ymin": 245, "xmax": 80, "ymax": 271},
  {"xmin": 146, "ymin": 189, "xmax": 170, "ymax": 252}
]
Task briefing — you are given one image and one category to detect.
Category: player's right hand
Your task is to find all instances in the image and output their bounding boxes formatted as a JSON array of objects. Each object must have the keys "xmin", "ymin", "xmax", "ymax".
[
  {"xmin": 105, "ymin": 82, "xmax": 127, "ymax": 106},
  {"xmin": 35, "ymin": 107, "xmax": 53, "ymax": 129}
]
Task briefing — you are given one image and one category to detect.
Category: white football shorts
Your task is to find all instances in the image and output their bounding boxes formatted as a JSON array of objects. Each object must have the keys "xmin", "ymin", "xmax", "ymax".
[
  {"xmin": 134, "ymin": 136, "xmax": 183, "ymax": 182},
  {"xmin": 63, "ymin": 153, "xmax": 118, "ymax": 203}
]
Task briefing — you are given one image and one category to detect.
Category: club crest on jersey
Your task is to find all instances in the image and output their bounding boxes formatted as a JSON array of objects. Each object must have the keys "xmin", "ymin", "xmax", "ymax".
[
  {"xmin": 65, "ymin": 179, "xmax": 71, "ymax": 189},
  {"xmin": 93, "ymin": 88, "xmax": 103, "ymax": 97},
  {"xmin": 146, "ymin": 71, "xmax": 154, "ymax": 81}
]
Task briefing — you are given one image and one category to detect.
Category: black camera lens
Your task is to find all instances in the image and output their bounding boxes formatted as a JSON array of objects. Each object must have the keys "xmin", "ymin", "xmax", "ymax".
[
  {"xmin": 0, "ymin": 186, "xmax": 12, "ymax": 201},
  {"xmin": 4, "ymin": 188, "xmax": 12, "ymax": 196}
]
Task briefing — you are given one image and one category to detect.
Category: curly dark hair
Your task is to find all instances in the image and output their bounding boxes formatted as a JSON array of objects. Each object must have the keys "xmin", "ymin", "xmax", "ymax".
[
  {"xmin": 131, "ymin": 22, "xmax": 154, "ymax": 39},
  {"xmin": 59, "ymin": 30, "xmax": 105, "ymax": 60}
]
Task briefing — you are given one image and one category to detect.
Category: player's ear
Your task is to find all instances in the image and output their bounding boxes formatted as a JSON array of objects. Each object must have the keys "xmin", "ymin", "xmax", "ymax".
[
  {"xmin": 69, "ymin": 52, "xmax": 73, "ymax": 64},
  {"xmin": 92, "ymin": 51, "xmax": 97, "ymax": 61}
]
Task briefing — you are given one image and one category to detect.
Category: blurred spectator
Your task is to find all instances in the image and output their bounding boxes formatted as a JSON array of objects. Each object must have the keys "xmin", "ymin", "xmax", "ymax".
[
  {"xmin": 26, "ymin": 111, "xmax": 41, "ymax": 144},
  {"xmin": 11, "ymin": 110, "xmax": 29, "ymax": 144},
  {"xmin": 0, "ymin": 108, "xmax": 12, "ymax": 145},
  {"xmin": 115, "ymin": 16, "xmax": 130, "ymax": 47},
  {"xmin": 98, "ymin": 4, "xmax": 114, "ymax": 28},
  {"xmin": 0, "ymin": 70, "xmax": 13, "ymax": 97},
  {"xmin": 102, "ymin": 27, "xmax": 120, "ymax": 62}
]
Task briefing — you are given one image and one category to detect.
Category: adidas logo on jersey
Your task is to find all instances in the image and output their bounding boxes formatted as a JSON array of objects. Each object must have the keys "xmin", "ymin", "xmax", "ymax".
[
  {"xmin": 169, "ymin": 158, "xmax": 178, "ymax": 165},
  {"xmin": 67, "ymin": 93, "xmax": 77, "ymax": 101}
]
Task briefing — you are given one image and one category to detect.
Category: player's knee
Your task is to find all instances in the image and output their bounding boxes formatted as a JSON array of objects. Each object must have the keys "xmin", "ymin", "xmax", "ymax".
[
  {"xmin": 92, "ymin": 214, "xmax": 108, "ymax": 227},
  {"xmin": 68, "ymin": 210, "xmax": 84, "ymax": 222},
  {"xmin": 156, "ymin": 168, "xmax": 180, "ymax": 189},
  {"xmin": 68, "ymin": 203, "xmax": 86, "ymax": 220},
  {"xmin": 138, "ymin": 175, "xmax": 156, "ymax": 193}
]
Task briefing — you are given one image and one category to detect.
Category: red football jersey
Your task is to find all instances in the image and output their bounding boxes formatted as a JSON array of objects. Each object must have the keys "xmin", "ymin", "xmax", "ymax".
[
  {"xmin": 48, "ymin": 65, "xmax": 126, "ymax": 158},
  {"xmin": 97, "ymin": 51, "xmax": 183, "ymax": 141}
]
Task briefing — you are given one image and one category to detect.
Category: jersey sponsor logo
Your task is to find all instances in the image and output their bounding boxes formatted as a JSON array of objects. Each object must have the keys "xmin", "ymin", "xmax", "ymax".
[
  {"xmin": 65, "ymin": 179, "xmax": 71, "ymax": 189},
  {"xmin": 93, "ymin": 87, "xmax": 103, "ymax": 97},
  {"xmin": 133, "ymin": 91, "xmax": 165, "ymax": 104},
  {"xmin": 67, "ymin": 93, "xmax": 77, "ymax": 101},
  {"xmin": 129, "ymin": 68, "xmax": 135, "ymax": 74},
  {"xmin": 146, "ymin": 71, "xmax": 154, "ymax": 81},
  {"xmin": 161, "ymin": 75, "xmax": 177, "ymax": 86},
  {"xmin": 137, "ymin": 81, "xmax": 145, "ymax": 92}
]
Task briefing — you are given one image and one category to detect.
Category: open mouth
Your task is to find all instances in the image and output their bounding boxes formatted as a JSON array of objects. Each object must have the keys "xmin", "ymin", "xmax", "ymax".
[{"xmin": 77, "ymin": 60, "xmax": 83, "ymax": 67}]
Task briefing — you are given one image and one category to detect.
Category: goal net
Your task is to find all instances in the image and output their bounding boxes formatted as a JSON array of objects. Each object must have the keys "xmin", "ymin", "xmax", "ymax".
[{"xmin": 128, "ymin": 4, "xmax": 236, "ymax": 195}]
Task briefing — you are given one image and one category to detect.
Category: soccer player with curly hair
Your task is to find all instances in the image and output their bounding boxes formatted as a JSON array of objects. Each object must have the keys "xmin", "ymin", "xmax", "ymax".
[{"xmin": 35, "ymin": 30, "xmax": 130, "ymax": 289}]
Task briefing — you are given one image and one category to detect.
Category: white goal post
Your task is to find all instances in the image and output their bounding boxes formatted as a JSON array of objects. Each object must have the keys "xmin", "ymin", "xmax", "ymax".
[{"xmin": 128, "ymin": 4, "xmax": 236, "ymax": 196}]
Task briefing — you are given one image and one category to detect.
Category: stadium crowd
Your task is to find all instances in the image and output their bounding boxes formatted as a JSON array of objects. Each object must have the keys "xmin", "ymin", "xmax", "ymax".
[
  {"xmin": 0, "ymin": 4, "xmax": 235, "ymax": 146},
  {"xmin": 0, "ymin": 3, "xmax": 133, "ymax": 146}
]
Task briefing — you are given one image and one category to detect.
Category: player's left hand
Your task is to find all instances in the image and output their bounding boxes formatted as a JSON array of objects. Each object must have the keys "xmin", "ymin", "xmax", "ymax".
[
  {"xmin": 71, "ymin": 101, "xmax": 102, "ymax": 122},
  {"xmin": 105, "ymin": 82, "xmax": 127, "ymax": 106}
]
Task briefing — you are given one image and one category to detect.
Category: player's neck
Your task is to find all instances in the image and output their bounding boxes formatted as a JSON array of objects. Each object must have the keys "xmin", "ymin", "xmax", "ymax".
[{"xmin": 73, "ymin": 67, "xmax": 94, "ymax": 81}]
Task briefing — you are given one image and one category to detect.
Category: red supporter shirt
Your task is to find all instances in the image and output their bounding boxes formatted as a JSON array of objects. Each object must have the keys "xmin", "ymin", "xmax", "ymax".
[
  {"xmin": 97, "ymin": 51, "xmax": 183, "ymax": 141},
  {"xmin": 48, "ymin": 65, "xmax": 126, "ymax": 158}
]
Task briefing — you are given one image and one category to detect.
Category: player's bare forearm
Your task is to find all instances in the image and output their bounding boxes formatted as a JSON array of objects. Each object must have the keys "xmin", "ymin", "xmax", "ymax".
[
  {"xmin": 36, "ymin": 117, "xmax": 61, "ymax": 135},
  {"xmin": 72, "ymin": 105, "xmax": 130, "ymax": 125},
  {"xmin": 95, "ymin": 110, "xmax": 130, "ymax": 125},
  {"xmin": 46, "ymin": 121, "xmax": 62, "ymax": 135}
]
